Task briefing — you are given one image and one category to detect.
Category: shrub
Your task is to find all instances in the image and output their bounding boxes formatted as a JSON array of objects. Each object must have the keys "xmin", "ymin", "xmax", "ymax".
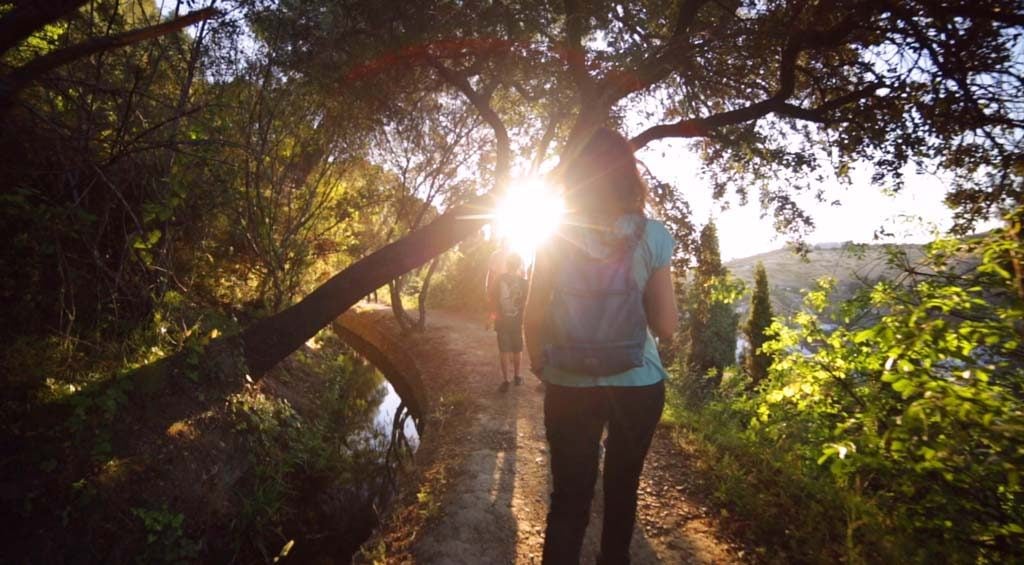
[{"xmin": 667, "ymin": 222, "xmax": 1024, "ymax": 563}]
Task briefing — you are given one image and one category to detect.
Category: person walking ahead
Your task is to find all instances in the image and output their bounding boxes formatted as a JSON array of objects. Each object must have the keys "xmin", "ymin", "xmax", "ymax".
[
  {"xmin": 496, "ymin": 252, "xmax": 528, "ymax": 391},
  {"xmin": 485, "ymin": 239, "xmax": 509, "ymax": 330},
  {"xmin": 525, "ymin": 127, "xmax": 678, "ymax": 564}
]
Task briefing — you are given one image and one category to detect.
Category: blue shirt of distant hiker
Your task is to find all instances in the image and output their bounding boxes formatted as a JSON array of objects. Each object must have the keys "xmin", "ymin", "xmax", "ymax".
[{"xmin": 542, "ymin": 215, "xmax": 675, "ymax": 387}]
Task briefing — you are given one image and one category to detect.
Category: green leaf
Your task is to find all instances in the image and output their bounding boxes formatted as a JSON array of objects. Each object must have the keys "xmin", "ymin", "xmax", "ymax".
[
  {"xmin": 852, "ymin": 328, "xmax": 877, "ymax": 343},
  {"xmin": 891, "ymin": 379, "xmax": 915, "ymax": 395}
]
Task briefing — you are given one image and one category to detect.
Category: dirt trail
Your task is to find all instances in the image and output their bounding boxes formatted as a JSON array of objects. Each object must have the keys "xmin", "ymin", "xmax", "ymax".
[{"xmin": 363, "ymin": 308, "xmax": 747, "ymax": 564}]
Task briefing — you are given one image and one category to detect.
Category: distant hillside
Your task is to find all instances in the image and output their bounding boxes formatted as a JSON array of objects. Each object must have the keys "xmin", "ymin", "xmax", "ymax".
[{"xmin": 725, "ymin": 242, "xmax": 927, "ymax": 317}]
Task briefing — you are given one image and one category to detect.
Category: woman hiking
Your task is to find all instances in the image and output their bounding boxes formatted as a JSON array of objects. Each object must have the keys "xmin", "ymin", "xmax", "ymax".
[{"xmin": 524, "ymin": 127, "xmax": 678, "ymax": 565}]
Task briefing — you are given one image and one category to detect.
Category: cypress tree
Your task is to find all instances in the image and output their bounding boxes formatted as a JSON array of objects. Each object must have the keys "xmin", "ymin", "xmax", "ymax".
[
  {"xmin": 744, "ymin": 262, "xmax": 774, "ymax": 387},
  {"xmin": 686, "ymin": 221, "xmax": 738, "ymax": 396}
]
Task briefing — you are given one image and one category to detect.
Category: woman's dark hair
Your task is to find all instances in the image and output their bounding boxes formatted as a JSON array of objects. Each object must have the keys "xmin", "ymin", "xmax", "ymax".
[{"xmin": 563, "ymin": 127, "xmax": 647, "ymax": 217}]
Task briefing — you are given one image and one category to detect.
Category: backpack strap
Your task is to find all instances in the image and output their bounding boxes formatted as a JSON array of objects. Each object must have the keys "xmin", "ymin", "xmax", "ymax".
[{"xmin": 557, "ymin": 212, "xmax": 647, "ymax": 263}]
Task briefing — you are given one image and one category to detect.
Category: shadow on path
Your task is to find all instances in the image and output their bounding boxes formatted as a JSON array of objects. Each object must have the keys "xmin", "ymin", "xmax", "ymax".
[{"xmin": 355, "ymin": 308, "xmax": 746, "ymax": 564}]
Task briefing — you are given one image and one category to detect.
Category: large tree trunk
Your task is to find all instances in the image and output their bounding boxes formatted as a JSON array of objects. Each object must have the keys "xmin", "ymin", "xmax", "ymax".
[
  {"xmin": 13, "ymin": 194, "xmax": 497, "ymax": 553},
  {"xmin": 43, "ymin": 190, "xmax": 494, "ymax": 453},
  {"xmin": 240, "ymin": 192, "xmax": 494, "ymax": 376}
]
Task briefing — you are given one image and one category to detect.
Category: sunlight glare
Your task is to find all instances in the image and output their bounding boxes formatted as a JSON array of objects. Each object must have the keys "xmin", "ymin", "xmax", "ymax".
[{"xmin": 493, "ymin": 179, "xmax": 565, "ymax": 262}]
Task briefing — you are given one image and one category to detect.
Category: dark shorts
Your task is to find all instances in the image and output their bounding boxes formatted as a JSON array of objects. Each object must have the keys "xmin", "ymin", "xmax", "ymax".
[{"xmin": 495, "ymin": 317, "xmax": 523, "ymax": 353}]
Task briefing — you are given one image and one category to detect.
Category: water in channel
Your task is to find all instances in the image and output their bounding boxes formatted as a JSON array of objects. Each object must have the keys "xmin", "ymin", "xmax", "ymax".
[
  {"xmin": 287, "ymin": 345, "xmax": 420, "ymax": 562},
  {"xmin": 374, "ymin": 377, "xmax": 420, "ymax": 450}
]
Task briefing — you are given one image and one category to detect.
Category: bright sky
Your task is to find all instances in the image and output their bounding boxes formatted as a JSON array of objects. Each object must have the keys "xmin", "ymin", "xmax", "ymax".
[
  {"xmin": 637, "ymin": 140, "xmax": 997, "ymax": 261},
  {"xmin": 492, "ymin": 142, "xmax": 991, "ymax": 264}
]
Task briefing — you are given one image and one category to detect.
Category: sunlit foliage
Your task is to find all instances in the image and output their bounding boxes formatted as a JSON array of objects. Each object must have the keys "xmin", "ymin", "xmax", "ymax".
[{"xmin": 705, "ymin": 218, "xmax": 1024, "ymax": 561}]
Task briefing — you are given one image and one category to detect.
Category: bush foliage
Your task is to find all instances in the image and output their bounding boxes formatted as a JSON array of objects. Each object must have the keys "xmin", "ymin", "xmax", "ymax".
[{"xmin": 669, "ymin": 220, "xmax": 1024, "ymax": 563}]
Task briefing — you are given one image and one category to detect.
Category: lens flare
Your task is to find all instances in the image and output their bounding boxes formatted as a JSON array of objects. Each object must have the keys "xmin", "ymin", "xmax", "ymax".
[{"xmin": 493, "ymin": 179, "xmax": 565, "ymax": 262}]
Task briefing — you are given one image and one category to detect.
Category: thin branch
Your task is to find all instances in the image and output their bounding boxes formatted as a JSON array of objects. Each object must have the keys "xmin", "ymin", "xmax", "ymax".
[
  {"xmin": 103, "ymin": 105, "xmax": 207, "ymax": 166},
  {"xmin": 610, "ymin": 5, "xmax": 650, "ymax": 44},
  {"xmin": 430, "ymin": 60, "xmax": 512, "ymax": 184},
  {"xmin": 530, "ymin": 107, "xmax": 568, "ymax": 174},
  {"xmin": 935, "ymin": 4, "xmax": 1024, "ymax": 26},
  {"xmin": 775, "ymin": 82, "xmax": 884, "ymax": 123},
  {"xmin": 1, "ymin": 8, "xmax": 220, "ymax": 108},
  {"xmin": 613, "ymin": 0, "xmax": 714, "ymax": 102},
  {"xmin": 630, "ymin": 7, "xmax": 878, "ymax": 149}
]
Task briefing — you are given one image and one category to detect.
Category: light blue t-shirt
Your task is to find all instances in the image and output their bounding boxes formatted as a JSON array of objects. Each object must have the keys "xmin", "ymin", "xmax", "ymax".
[{"xmin": 541, "ymin": 215, "xmax": 675, "ymax": 387}]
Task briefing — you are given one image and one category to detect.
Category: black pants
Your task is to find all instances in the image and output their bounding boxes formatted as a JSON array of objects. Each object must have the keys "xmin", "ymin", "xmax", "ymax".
[{"xmin": 542, "ymin": 380, "xmax": 665, "ymax": 565}]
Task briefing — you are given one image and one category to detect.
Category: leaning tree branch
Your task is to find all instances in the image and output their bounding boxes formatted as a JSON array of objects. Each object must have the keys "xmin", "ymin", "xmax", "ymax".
[
  {"xmin": 629, "ymin": 81, "xmax": 881, "ymax": 150},
  {"xmin": 240, "ymin": 189, "xmax": 496, "ymax": 375},
  {"xmin": 776, "ymin": 82, "xmax": 884, "ymax": 123},
  {"xmin": 0, "ymin": 8, "xmax": 220, "ymax": 110},
  {"xmin": 0, "ymin": 0, "xmax": 88, "ymax": 57}
]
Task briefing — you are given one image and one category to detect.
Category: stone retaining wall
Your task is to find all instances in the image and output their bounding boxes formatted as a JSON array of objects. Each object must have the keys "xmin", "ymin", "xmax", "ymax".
[{"xmin": 332, "ymin": 309, "xmax": 428, "ymax": 429}]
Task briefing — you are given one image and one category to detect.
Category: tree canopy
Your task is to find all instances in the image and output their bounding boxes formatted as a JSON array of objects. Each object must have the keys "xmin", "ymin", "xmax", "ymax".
[
  {"xmin": 3, "ymin": 0, "xmax": 1021, "ymax": 377},
  {"xmin": 251, "ymin": 0, "xmax": 1023, "ymax": 232}
]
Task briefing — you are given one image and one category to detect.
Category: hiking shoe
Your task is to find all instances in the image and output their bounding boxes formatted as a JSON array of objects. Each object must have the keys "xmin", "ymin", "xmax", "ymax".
[
  {"xmin": 514, "ymin": 375, "xmax": 523, "ymax": 386},
  {"xmin": 498, "ymin": 381, "xmax": 510, "ymax": 393}
]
